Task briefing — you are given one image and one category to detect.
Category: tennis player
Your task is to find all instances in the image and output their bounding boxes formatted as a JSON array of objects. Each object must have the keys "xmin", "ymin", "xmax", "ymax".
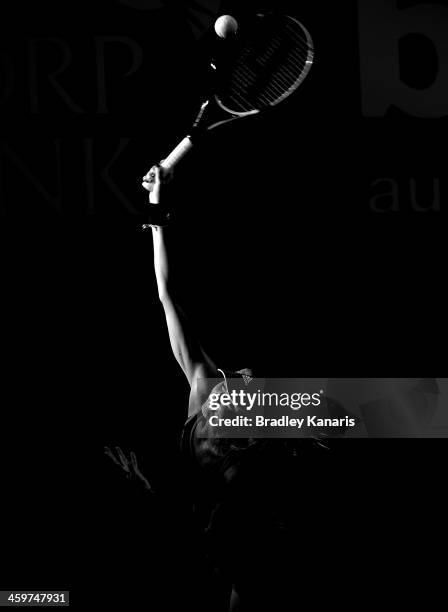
[{"xmin": 141, "ymin": 163, "xmax": 326, "ymax": 611}]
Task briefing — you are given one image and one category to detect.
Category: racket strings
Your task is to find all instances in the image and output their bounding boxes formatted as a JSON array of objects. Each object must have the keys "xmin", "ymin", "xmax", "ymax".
[{"xmin": 218, "ymin": 16, "xmax": 313, "ymax": 113}]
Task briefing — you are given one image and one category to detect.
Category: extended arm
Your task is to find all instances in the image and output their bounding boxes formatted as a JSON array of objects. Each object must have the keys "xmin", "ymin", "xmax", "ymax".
[{"xmin": 143, "ymin": 166, "xmax": 217, "ymax": 396}]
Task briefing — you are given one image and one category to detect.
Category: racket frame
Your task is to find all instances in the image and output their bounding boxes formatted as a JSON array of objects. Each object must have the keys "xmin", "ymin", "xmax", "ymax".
[
  {"xmin": 215, "ymin": 14, "xmax": 314, "ymax": 116},
  {"xmin": 158, "ymin": 14, "xmax": 314, "ymax": 172}
]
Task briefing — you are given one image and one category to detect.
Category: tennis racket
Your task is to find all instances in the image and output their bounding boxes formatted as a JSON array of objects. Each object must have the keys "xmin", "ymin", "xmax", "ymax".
[{"xmin": 158, "ymin": 12, "xmax": 314, "ymax": 172}]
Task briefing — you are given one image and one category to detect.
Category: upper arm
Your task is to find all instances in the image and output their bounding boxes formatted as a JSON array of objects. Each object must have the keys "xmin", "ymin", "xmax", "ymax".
[
  {"xmin": 161, "ymin": 294, "xmax": 217, "ymax": 388},
  {"xmin": 188, "ymin": 362, "xmax": 219, "ymax": 417}
]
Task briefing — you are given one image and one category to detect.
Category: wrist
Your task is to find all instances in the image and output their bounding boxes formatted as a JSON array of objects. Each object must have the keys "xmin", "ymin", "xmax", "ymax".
[{"xmin": 142, "ymin": 204, "xmax": 173, "ymax": 230}]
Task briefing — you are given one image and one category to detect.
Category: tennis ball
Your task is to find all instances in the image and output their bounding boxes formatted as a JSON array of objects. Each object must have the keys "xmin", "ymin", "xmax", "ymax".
[{"xmin": 214, "ymin": 15, "xmax": 239, "ymax": 39}]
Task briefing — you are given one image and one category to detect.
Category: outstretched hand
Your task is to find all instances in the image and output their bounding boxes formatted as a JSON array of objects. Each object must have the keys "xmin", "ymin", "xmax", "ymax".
[{"xmin": 104, "ymin": 446, "xmax": 153, "ymax": 493}]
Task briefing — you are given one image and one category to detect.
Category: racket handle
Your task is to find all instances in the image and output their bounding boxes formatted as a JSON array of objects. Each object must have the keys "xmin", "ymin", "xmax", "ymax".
[{"xmin": 160, "ymin": 136, "xmax": 194, "ymax": 171}]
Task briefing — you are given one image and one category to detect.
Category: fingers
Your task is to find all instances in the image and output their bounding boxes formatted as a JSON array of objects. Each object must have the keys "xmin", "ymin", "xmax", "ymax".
[
  {"xmin": 130, "ymin": 452, "xmax": 152, "ymax": 489},
  {"xmin": 142, "ymin": 477, "xmax": 153, "ymax": 492},
  {"xmin": 142, "ymin": 166, "xmax": 156, "ymax": 182},
  {"xmin": 104, "ymin": 446, "xmax": 121, "ymax": 466},
  {"xmin": 142, "ymin": 165, "xmax": 157, "ymax": 192},
  {"xmin": 105, "ymin": 446, "xmax": 154, "ymax": 492},
  {"xmin": 115, "ymin": 446, "xmax": 130, "ymax": 472},
  {"xmin": 143, "ymin": 166, "xmax": 157, "ymax": 182},
  {"xmin": 141, "ymin": 162, "xmax": 172, "ymax": 193},
  {"xmin": 130, "ymin": 451, "xmax": 138, "ymax": 471},
  {"xmin": 130, "ymin": 452, "xmax": 147, "ymax": 483}
]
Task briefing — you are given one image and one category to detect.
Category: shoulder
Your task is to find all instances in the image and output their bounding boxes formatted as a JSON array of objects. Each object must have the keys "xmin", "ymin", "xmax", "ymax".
[
  {"xmin": 188, "ymin": 366, "xmax": 255, "ymax": 418},
  {"xmin": 188, "ymin": 365, "xmax": 223, "ymax": 418}
]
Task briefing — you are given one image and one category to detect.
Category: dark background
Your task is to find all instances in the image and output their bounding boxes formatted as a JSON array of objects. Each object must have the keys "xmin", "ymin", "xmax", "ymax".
[{"xmin": 1, "ymin": 0, "xmax": 446, "ymax": 608}]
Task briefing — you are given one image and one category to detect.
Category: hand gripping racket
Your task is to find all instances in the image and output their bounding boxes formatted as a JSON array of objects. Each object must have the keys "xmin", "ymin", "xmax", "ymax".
[{"xmin": 158, "ymin": 12, "xmax": 314, "ymax": 172}]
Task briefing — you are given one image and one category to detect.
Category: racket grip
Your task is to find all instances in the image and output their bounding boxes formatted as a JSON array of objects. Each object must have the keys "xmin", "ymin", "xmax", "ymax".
[{"xmin": 160, "ymin": 136, "xmax": 194, "ymax": 171}]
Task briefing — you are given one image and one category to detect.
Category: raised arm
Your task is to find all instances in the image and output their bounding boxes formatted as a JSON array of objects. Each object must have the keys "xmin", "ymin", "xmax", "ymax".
[{"xmin": 143, "ymin": 165, "xmax": 217, "ymax": 399}]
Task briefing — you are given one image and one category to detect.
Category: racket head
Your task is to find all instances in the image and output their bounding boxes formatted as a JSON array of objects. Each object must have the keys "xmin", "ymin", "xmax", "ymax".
[{"xmin": 214, "ymin": 13, "xmax": 314, "ymax": 117}]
